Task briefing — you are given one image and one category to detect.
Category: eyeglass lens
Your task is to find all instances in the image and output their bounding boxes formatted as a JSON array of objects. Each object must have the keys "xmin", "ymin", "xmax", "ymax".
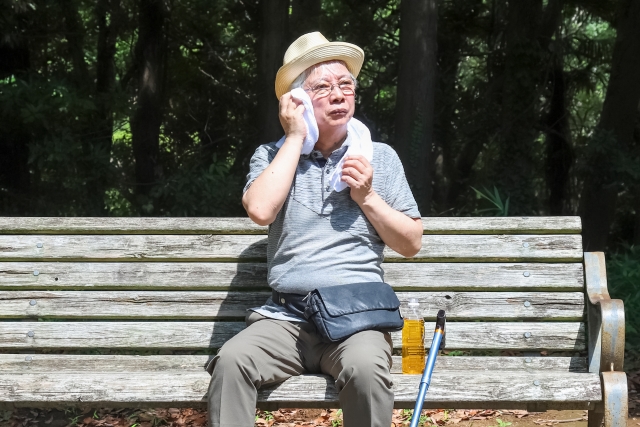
[{"xmin": 309, "ymin": 81, "xmax": 355, "ymax": 97}]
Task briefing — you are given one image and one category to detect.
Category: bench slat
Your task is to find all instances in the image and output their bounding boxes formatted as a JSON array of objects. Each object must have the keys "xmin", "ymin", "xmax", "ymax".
[
  {"xmin": 0, "ymin": 291, "xmax": 586, "ymax": 321},
  {"xmin": 0, "ymin": 217, "xmax": 581, "ymax": 235},
  {"xmin": 0, "ymin": 354, "xmax": 588, "ymax": 373},
  {"xmin": 0, "ymin": 371, "xmax": 600, "ymax": 410},
  {"xmin": 0, "ymin": 321, "xmax": 586, "ymax": 350},
  {"xmin": 0, "ymin": 262, "xmax": 584, "ymax": 291},
  {"xmin": 0, "ymin": 234, "xmax": 582, "ymax": 262}
]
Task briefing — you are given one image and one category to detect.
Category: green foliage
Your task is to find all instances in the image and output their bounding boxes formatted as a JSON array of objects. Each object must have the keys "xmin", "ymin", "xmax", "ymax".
[
  {"xmin": 63, "ymin": 407, "xmax": 82, "ymax": 426},
  {"xmin": 471, "ymin": 186, "xmax": 510, "ymax": 216},
  {"xmin": 606, "ymin": 245, "xmax": 640, "ymax": 349},
  {"xmin": 495, "ymin": 419, "xmax": 512, "ymax": 427},
  {"xmin": 331, "ymin": 410, "xmax": 343, "ymax": 427},
  {"xmin": 263, "ymin": 411, "xmax": 274, "ymax": 421},
  {"xmin": 576, "ymin": 129, "xmax": 640, "ymax": 188},
  {"xmin": 1, "ymin": 0, "xmax": 638, "ymax": 249},
  {"xmin": 132, "ymin": 155, "xmax": 245, "ymax": 217}
]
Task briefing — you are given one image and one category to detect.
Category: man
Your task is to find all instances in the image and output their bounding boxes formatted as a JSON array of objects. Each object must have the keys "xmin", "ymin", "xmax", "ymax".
[{"xmin": 207, "ymin": 32, "xmax": 422, "ymax": 427}]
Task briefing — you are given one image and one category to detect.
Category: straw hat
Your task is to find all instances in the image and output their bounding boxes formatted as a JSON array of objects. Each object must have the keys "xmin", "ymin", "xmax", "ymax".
[{"xmin": 274, "ymin": 32, "xmax": 364, "ymax": 99}]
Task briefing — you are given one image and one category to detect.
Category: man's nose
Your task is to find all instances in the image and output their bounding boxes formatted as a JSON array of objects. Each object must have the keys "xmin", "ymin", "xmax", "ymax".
[{"xmin": 329, "ymin": 85, "xmax": 345, "ymax": 102}]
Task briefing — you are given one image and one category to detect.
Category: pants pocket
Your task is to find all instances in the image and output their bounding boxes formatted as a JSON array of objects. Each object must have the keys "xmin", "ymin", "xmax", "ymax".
[{"xmin": 245, "ymin": 310, "xmax": 268, "ymax": 326}]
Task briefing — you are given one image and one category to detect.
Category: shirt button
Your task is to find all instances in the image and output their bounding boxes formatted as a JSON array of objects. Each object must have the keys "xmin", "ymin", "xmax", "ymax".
[
  {"xmin": 325, "ymin": 186, "xmax": 331, "ymax": 192},
  {"xmin": 325, "ymin": 169, "xmax": 330, "ymax": 174},
  {"xmin": 280, "ymin": 298, "xmax": 286, "ymax": 304}
]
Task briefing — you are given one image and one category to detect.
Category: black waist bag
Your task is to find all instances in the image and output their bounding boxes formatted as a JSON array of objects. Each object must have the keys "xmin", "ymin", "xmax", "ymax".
[{"xmin": 303, "ymin": 282, "xmax": 405, "ymax": 343}]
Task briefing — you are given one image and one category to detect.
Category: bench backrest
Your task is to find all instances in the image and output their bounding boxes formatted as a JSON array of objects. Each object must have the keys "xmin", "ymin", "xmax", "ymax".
[{"xmin": 0, "ymin": 217, "xmax": 585, "ymax": 368}]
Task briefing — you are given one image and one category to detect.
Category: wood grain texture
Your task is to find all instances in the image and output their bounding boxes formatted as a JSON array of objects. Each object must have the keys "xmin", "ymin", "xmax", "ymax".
[
  {"xmin": 418, "ymin": 217, "xmax": 582, "ymax": 235},
  {"xmin": 0, "ymin": 291, "xmax": 585, "ymax": 321},
  {"xmin": 0, "ymin": 234, "xmax": 582, "ymax": 262},
  {"xmin": 0, "ymin": 217, "xmax": 267, "ymax": 235},
  {"xmin": 0, "ymin": 262, "xmax": 584, "ymax": 291},
  {"xmin": 0, "ymin": 371, "xmax": 600, "ymax": 409},
  {"xmin": 0, "ymin": 217, "xmax": 581, "ymax": 235},
  {"xmin": 0, "ymin": 235, "xmax": 268, "ymax": 262},
  {"xmin": 0, "ymin": 262, "xmax": 269, "ymax": 290},
  {"xmin": 0, "ymin": 216, "xmax": 589, "ymax": 408},
  {"xmin": 0, "ymin": 354, "xmax": 589, "ymax": 373},
  {"xmin": 383, "ymin": 263, "xmax": 584, "ymax": 291},
  {"xmin": 405, "ymin": 235, "xmax": 582, "ymax": 262},
  {"xmin": 0, "ymin": 321, "xmax": 586, "ymax": 350}
]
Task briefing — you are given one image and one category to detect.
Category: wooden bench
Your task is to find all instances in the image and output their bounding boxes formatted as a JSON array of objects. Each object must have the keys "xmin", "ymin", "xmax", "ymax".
[{"xmin": 0, "ymin": 217, "xmax": 628, "ymax": 427}]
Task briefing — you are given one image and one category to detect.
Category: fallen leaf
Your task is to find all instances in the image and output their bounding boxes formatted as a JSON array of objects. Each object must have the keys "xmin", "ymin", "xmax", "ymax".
[{"xmin": 513, "ymin": 410, "xmax": 529, "ymax": 418}]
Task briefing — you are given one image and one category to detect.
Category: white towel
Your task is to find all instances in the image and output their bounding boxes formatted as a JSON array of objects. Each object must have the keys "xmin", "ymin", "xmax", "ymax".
[
  {"xmin": 275, "ymin": 88, "xmax": 318, "ymax": 155},
  {"xmin": 275, "ymin": 89, "xmax": 373, "ymax": 192},
  {"xmin": 329, "ymin": 118, "xmax": 373, "ymax": 192}
]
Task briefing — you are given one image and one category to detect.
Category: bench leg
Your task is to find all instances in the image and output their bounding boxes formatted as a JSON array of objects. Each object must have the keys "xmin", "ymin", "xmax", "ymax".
[
  {"xmin": 590, "ymin": 371, "xmax": 627, "ymax": 427},
  {"xmin": 588, "ymin": 406, "xmax": 604, "ymax": 427}
]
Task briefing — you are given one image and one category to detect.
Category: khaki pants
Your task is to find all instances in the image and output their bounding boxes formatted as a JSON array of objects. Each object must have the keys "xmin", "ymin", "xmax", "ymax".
[{"xmin": 207, "ymin": 311, "xmax": 395, "ymax": 427}]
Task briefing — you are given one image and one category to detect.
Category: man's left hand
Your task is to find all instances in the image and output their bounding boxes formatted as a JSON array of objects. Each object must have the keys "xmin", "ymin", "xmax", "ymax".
[{"xmin": 341, "ymin": 155, "xmax": 375, "ymax": 205}]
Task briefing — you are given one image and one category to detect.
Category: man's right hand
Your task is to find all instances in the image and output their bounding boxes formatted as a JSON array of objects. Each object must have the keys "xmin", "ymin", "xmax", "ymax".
[
  {"xmin": 279, "ymin": 92, "xmax": 307, "ymax": 141},
  {"xmin": 243, "ymin": 93, "xmax": 307, "ymax": 226}
]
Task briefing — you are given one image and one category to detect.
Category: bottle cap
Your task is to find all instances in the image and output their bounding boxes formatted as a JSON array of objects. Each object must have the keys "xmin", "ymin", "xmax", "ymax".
[{"xmin": 408, "ymin": 298, "xmax": 419, "ymax": 307}]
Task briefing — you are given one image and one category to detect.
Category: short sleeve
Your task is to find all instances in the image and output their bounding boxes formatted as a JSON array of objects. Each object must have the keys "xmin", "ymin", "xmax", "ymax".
[
  {"xmin": 380, "ymin": 146, "xmax": 421, "ymax": 219},
  {"xmin": 243, "ymin": 143, "xmax": 279, "ymax": 194}
]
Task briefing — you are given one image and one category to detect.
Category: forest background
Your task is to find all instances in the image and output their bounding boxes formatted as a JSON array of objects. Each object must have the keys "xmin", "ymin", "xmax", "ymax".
[{"xmin": 0, "ymin": 0, "xmax": 639, "ymax": 348}]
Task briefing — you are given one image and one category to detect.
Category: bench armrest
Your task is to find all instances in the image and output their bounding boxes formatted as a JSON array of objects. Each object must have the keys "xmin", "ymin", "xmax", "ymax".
[{"xmin": 584, "ymin": 252, "xmax": 625, "ymax": 373}]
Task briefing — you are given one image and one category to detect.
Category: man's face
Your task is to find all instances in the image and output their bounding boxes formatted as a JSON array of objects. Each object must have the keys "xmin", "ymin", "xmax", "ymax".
[{"xmin": 304, "ymin": 62, "xmax": 356, "ymax": 133}]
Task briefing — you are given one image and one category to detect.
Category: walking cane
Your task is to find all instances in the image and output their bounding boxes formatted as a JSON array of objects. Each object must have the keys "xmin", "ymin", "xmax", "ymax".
[{"xmin": 409, "ymin": 310, "xmax": 446, "ymax": 427}]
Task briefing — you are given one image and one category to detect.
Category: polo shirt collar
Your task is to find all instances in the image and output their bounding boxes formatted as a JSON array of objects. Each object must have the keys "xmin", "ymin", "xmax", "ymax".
[{"xmin": 304, "ymin": 130, "xmax": 353, "ymax": 160}]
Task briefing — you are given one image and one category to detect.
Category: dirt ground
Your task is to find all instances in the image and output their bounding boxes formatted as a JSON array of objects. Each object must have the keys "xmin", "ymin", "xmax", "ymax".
[{"xmin": 2, "ymin": 407, "xmax": 638, "ymax": 427}]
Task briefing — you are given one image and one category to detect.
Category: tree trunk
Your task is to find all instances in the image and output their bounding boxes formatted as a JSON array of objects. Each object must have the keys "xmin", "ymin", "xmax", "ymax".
[
  {"xmin": 130, "ymin": 0, "xmax": 167, "ymax": 208},
  {"xmin": 58, "ymin": 0, "xmax": 91, "ymax": 88},
  {"xmin": 84, "ymin": 0, "xmax": 121, "ymax": 215},
  {"xmin": 230, "ymin": 0, "xmax": 289, "ymax": 179},
  {"xmin": 256, "ymin": 0, "xmax": 289, "ymax": 145},
  {"xmin": 394, "ymin": 0, "xmax": 438, "ymax": 215},
  {"xmin": 434, "ymin": 32, "xmax": 460, "ymax": 211},
  {"xmin": 492, "ymin": 0, "xmax": 543, "ymax": 215},
  {"xmin": 0, "ymin": 41, "xmax": 29, "ymax": 79},
  {"xmin": 579, "ymin": 0, "xmax": 640, "ymax": 251},
  {"xmin": 634, "ymin": 183, "xmax": 640, "ymax": 246},
  {"xmin": 0, "ymin": 122, "xmax": 31, "ymax": 215},
  {"xmin": 545, "ymin": 59, "xmax": 573, "ymax": 215},
  {"xmin": 290, "ymin": 0, "xmax": 322, "ymax": 41},
  {"xmin": 436, "ymin": 0, "xmax": 482, "ymax": 211},
  {"xmin": 0, "ymin": 6, "xmax": 31, "ymax": 214}
]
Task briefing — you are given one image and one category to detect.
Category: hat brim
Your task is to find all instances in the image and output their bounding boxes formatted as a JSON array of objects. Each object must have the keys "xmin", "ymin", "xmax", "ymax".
[{"xmin": 274, "ymin": 42, "xmax": 364, "ymax": 99}]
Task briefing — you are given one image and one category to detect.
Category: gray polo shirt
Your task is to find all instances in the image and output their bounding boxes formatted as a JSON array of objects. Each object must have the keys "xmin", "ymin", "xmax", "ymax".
[{"xmin": 244, "ymin": 134, "xmax": 420, "ymax": 321}]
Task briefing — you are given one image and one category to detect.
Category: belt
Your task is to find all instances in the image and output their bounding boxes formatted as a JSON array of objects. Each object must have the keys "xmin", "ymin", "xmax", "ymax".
[{"xmin": 272, "ymin": 290, "xmax": 308, "ymax": 319}]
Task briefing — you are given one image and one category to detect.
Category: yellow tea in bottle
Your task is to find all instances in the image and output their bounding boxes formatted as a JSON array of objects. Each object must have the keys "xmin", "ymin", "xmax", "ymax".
[{"xmin": 402, "ymin": 299, "xmax": 425, "ymax": 374}]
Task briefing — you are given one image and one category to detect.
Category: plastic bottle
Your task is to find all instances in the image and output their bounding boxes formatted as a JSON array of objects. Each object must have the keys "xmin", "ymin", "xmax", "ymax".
[{"xmin": 402, "ymin": 298, "xmax": 425, "ymax": 374}]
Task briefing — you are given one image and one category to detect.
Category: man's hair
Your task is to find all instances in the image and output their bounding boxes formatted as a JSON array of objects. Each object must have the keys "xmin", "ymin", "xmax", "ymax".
[{"xmin": 289, "ymin": 60, "xmax": 359, "ymax": 91}]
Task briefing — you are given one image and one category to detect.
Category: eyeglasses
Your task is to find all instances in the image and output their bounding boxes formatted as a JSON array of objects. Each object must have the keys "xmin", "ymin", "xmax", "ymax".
[{"xmin": 305, "ymin": 79, "xmax": 356, "ymax": 98}]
